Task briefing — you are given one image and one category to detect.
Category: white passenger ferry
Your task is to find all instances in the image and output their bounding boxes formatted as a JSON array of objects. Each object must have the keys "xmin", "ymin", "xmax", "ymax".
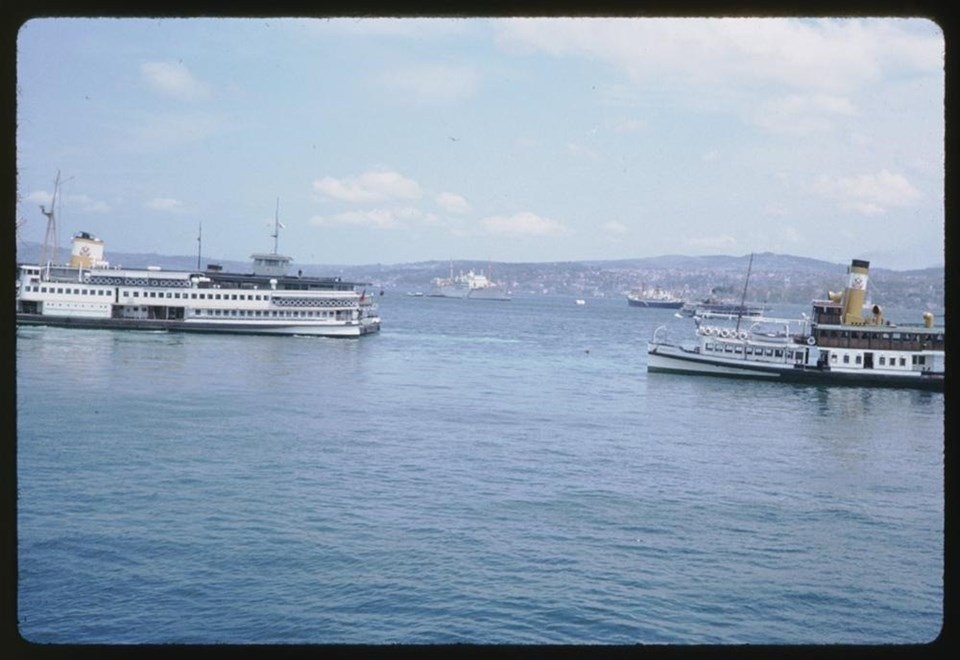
[
  {"xmin": 647, "ymin": 259, "xmax": 944, "ymax": 390},
  {"xmin": 16, "ymin": 231, "xmax": 381, "ymax": 337}
]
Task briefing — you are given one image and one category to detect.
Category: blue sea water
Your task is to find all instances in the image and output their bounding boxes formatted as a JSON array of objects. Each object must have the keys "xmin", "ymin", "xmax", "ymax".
[{"xmin": 16, "ymin": 294, "xmax": 944, "ymax": 645}]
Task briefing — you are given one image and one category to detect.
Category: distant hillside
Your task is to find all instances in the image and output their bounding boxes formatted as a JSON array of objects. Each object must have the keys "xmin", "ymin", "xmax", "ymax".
[
  {"xmin": 16, "ymin": 241, "xmax": 944, "ymax": 309},
  {"xmin": 582, "ymin": 252, "xmax": 841, "ymax": 274}
]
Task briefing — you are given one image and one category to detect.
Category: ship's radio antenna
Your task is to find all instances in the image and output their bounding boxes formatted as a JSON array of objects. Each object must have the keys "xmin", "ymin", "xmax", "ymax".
[{"xmin": 196, "ymin": 221, "xmax": 202, "ymax": 270}]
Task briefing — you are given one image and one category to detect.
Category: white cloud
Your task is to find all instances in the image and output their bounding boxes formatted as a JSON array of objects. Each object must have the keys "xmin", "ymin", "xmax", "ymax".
[
  {"xmin": 566, "ymin": 142, "xmax": 599, "ymax": 160},
  {"xmin": 145, "ymin": 197, "xmax": 184, "ymax": 212},
  {"xmin": 377, "ymin": 63, "xmax": 478, "ymax": 104},
  {"xmin": 310, "ymin": 207, "xmax": 437, "ymax": 230},
  {"xmin": 436, "ymin": 192, "xmax": 470, "ymax": 214},
  {"xmin": 296, "ymin": 17, "xmax": 472, "ymax": 39},
  {"xmin": 121, "ymin": 113, "xmax": 226, "ymax": 150},
  {"xmin": 496, "ymin": 18, "xmax": 941, "ymax": 94},
  {"xmin": 751, "ymin": 93, "xmax": 857, "ymax": 134},
  {"xmin": 612, "ymin": 118, "xmax": 646, "ymax": 134},
  {"xmin": 66, "ymin": 194, "xmax": 111, "ymax": 213},
  {"xmin": 685, "ymin": 234, "xmax": 737, "ymax": 251},
  {"xmin": 25, "ymin": 190, "xmax": 54, "ymax": 205},
  {"xmin": 780, "ymin": 225, "xmax": 801, "ymax": 243},
  {"xmin": 813, "ymin": 170, "xmax": 921, "ymax": 215},
  {"xmin": 24, "ymin": 190, "xmax": 110, "ymax": 213},
  {"xmin": 764, "ymin": 202, "xmax": 788, "ymax": 217},
  {"xmin": 313, "ymin": 170, "xmax": 422, "ymax": 203},
  {"xmin": 601, "ymin": 221, "xmax": 628, "ymax": 235},
  {"xmin": 480, "ymin": 211, "xmax": 569, "ymax": 237},
  {"xmin": 141, "ymin": 61, "xmax": 211, "ymax": 101}
]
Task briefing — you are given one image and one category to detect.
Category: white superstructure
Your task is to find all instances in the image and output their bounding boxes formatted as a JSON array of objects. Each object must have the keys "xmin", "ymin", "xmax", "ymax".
[{"xmin": 428, "ymin": 265, "xmax": 511, "ymax": 301}]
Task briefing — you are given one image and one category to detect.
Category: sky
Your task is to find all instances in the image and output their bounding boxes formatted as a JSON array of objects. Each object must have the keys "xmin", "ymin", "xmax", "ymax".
[{"xmin": 15, "ymin": 17, "xmax": 945, "ymax": 269}]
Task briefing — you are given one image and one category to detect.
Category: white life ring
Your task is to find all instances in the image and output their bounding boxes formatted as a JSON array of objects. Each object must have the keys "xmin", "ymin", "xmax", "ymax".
[
  {"xmin": 720, "ymin": 329, "xmax": 731, "ymax": 338},
  {"xmin": 738, "ymin": 331, "xmax": 748, "ymax": 340},
  {"xmin": 806, "ymin": 336, "xmax": 816, "ymax": 346},
  {"xmin": 703, "ymin": 327, "xmax": 713, "ymax": 336}
]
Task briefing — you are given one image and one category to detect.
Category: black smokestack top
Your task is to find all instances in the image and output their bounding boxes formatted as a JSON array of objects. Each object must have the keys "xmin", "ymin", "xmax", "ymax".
[{"xmin": 852, "ymin": 259, "xmax": 870, "ymax": 269}]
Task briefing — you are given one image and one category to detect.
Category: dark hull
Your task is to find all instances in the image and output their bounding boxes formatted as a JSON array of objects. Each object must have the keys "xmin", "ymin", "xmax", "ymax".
[
  {"xmin": 628, "ymin": 299, "xmax": 684, "ymax": 309},
  {"xmin": 426, "ymin": 290, "xmax": 510, "ymax": 301}
]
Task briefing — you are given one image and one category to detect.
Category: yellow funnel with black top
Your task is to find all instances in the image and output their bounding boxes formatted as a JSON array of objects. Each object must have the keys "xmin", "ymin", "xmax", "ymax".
[{"xmin": 841, "ymin": 259, "xmax": 870, "ymax": 325}]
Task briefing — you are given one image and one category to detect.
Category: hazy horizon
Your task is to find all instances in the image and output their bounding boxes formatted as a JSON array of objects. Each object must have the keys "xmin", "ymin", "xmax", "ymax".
[{"xmin": 16, "ymin": 237, "xmax": 944, "ymax": 273}]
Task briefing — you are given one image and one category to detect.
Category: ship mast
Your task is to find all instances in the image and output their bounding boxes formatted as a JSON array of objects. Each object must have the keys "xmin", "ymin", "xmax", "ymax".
[
  {"xmin": 271, "ymin": 197, "xmax": 284, "ymax": 255},
  {"xmin": 39, "ymin": 171, "xmax": 63, "ymax": 267},
  {"xmin": 196, "ymin": 221, "xmax": 202, "ymax": 270},
  {"xmin": 15, "ymin": 217, "xmax": 26, "ymax": 248},
  {"xmin": 735, "ymin": 252, "xmax": 755, "ymax": 333}
]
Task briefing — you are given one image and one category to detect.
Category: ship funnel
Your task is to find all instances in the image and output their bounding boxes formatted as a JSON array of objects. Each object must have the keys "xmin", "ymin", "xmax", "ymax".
[
  {"xmin": 840, "ymin": 259, "xmax": 870, "ymax": 325},
  {"xmin": 68, "ymin": 231, "xmax": 106, "ymax": 268},
  {"xmin": 923, "ymin": 312, "xmax": 934, "ymax": 328}
]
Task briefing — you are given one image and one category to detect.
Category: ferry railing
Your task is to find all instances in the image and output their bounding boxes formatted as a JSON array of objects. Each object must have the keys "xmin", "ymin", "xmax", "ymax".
[{"xmin": 651, "ymin": 324, "xmax": 668, "ymax": 344}]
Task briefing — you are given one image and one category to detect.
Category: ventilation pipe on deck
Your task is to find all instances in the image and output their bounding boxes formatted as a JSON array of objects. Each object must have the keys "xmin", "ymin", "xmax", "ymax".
[{"xmin": 923, "ymin": 312, "xmax": 934, "ymax": 328}]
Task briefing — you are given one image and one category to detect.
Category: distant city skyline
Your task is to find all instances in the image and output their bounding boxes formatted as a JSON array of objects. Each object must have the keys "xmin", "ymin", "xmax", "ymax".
[{"xmin": 16, "ymin": 17, "xmax": 945, "ymax": 270}]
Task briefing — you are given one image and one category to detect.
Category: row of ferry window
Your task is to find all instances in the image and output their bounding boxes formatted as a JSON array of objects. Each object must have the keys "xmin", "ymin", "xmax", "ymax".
[
  {"xmin": 188, "ymin": 309, "xmax": 345, "ymax": 318},
  {"xmin": 25, "ymin": 285, "xmax": 278, "ymax": 302},
  {"xmin": 704, "ymin": 343, "xmax": 793, "ymax": 359},
  {"xmin": 123, "ymin": 290, "xmax": 270, "ymax": 301},
  {"xmin": 705, "ymin": 342, "xmax": 923, "ymax": 368},
  {"xmin": 26, "ymin": 286, "xmax": 111, "ymax": 295},
  {"xmin": 829, "ymin": 353, "xmax": 910, "ymax": 366},
  {"xmin": 820, "ymin": 329, "xmax": 943, "ymax": 342}
]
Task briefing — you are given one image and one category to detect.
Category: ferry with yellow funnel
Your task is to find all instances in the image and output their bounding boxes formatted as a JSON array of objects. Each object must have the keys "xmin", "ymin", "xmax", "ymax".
[
  {"xmin": 647, "ymin": 259, "xmax": 944, "ymax": 390},
  {"xmin": 16, "ymin": 230, "xmax": 381, "ymax": 337}
]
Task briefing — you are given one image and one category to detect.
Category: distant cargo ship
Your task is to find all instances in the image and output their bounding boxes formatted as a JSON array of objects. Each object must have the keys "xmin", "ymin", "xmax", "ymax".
[{"xmin": 626, "ymin": 287, "xmax": 684, "ymax": 309}]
